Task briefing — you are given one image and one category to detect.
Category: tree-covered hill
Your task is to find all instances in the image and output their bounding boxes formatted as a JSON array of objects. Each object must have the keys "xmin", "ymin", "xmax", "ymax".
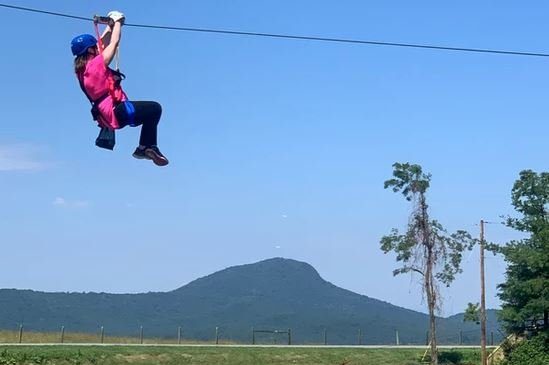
[{"xmin": 0, "ymin": 258, "xmax": 501, "ymax": 344}]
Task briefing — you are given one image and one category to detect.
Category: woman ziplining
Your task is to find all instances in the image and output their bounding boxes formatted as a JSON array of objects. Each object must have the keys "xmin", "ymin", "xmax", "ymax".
[{"xmin": 71, "ymin": 10, "xmax": 169, "ymax": 167}]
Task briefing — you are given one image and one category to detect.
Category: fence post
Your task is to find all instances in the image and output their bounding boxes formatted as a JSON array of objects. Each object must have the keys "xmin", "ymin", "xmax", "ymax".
[
  {"xmin": 323, "ymin": 328, "xmax": 327, "ymax": 345},
  {"xmin": 288, "ymin": 328, "xmax": 291, "ymax": 345},
  {"xmin": 139, "ymin": 326, "xmax": 143, "ymax": 344},
  {"xmin": 215, "ymin": 326, "xmax": 219, "ymax": 345},
  {"xmin": 100, "ymin": 326, "xmax": 104, "ymax": 344},
  {"xmin": 459, "ymin": 330, "xmax": 463, "ymax": 345},
  {"xmin": 177, "ymin": 326, "xmax": 182, "ymax": 345},
  {"xmin": 396, "ymin": 330, "xmax": 400, "ymax": 346},
  {"xmin": 60, "ymin": 326, "xmax": 65, "ymax": 344},
  {"xmin": 490, "ymin": 331, "xmax": 494, "ymax": 346},
  {"xmin": 252, "ymin": 327, "xmax": 255, "ymax": 345},
  {"xmin": 18, "ymin": 325, "xmax": 23, "ymax": 344}
]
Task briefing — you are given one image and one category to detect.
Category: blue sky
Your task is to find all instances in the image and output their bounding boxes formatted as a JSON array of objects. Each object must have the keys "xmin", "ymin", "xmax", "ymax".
[{"xmin": 0, "ymin": 0, "xmax": 547, "ymax": 316}]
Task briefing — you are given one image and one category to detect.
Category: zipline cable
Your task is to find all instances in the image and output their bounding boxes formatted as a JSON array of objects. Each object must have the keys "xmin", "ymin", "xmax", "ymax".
[
  {"xmin": 0, "ymin": 3, "xmax": 89, "ymax": 22},
  {"xmin": 2, "ymin": 2, "xmax": 549, "ymax": 58}
]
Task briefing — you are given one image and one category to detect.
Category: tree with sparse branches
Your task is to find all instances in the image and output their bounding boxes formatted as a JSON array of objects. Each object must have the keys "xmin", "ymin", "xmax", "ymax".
[{"xmin": 380, "ymin": 162, "xmax": 476, "ymax": 365}]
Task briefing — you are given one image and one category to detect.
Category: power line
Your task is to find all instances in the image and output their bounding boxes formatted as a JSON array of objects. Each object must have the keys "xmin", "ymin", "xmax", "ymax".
[
  {"xmin": 2, "ymin": 2, "xmax": 549, "ymax": 58},
  {"xmin": 0, "ymin": 3, "xmax": 89, "ymax": 22}
]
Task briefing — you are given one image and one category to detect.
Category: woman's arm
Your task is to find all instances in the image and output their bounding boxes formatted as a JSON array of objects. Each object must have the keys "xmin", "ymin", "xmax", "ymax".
[
  {"xmin": 100, "ymin": 25, "xmax": 112, "ymax": 48},
  {"xmin": 102, "ymin": 21, "xmax": 122, "ymax": 67}
]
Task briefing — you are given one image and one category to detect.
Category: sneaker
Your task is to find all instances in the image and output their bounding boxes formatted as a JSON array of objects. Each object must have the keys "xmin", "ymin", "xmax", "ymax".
[
  {"xmin": 145, "ymin": 146, "xmax": 169, "ymax": 166},
  {"xmin": 132, "ymin": 147, "xmax": 150, "ymax": 160}
]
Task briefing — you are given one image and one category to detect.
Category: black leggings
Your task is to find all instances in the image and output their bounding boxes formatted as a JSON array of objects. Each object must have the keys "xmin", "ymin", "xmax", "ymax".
[{"xmin": 114, "ymin": 101, "xmax": 162, "ymax": 147}]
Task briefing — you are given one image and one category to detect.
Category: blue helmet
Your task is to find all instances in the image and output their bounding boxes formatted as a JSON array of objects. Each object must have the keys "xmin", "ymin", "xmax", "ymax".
[{"xmin": 71, "ymin": 34, "xmax": 97, "ymax": 56}]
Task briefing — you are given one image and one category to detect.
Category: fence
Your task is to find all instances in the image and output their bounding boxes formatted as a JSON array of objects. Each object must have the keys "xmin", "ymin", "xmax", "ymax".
[
  {"xmin": 252, "ymin": 328, "xmax": 291, "ymax": 345},
  {"xmin": 1, "ymin": 324, "xmax": 503, "ymax": 346}
]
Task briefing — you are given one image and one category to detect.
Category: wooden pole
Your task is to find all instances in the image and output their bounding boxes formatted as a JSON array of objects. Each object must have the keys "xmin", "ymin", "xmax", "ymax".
[
  {"xmin": 252, "ymin": 327, "xmax": 255, "ymax": 345},
  {"xmin": 215, "ymin": 326, "xmax": 219, "ymax": 345},
  {"xmin": 18, "ymin": 325, "xmax": 23, "ymax": 344},
  {"xmin": 422, "ymin": 342, "xmax": 431, "ymax": 362},
  {"xmin": 459, "ymin": 330, "xmax": 463, "ymax": 345},
  {"xmin": 396, "ymin": 330, "xmax": 400, "ymax": 346},
  {"xmin": 288, "ymin": 328, "xmax": 291, "ymax": 345},
  {"xmin": 60, "ymin": 326, "xmax": 65, "ymax": 344},
  {"xmin": 480, "ymin": 219, "xmax": 487, "ymax": 365},
  {"xmin": 100, "ymin": 326, "xmax": 104, "ymax": 344},
  {"xmin": 178, "ymin": 326, "xmax": 182, "ymax": 345},
  {"xmin": 140, "ymin": 326, "xmax": 143, "ymax": 344}
]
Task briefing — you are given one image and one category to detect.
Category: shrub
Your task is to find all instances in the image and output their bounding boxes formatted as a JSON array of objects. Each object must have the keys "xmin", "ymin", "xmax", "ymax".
[{"xmin": 501, "ymin": 332, "xmax": 549, "ymax": 365}]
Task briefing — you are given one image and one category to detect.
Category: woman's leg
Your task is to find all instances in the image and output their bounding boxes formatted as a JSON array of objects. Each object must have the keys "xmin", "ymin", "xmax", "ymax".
[
  {"xmin": 114, "ymin": 101, "xmax": 168, "ymax": 166},
  {"xmin": 115, "ymin": 101, "xmax": 161, "ymax": 146},
  {"xmin": 132, "ymin": 101, "xmax": 161, "ymax": 147}
]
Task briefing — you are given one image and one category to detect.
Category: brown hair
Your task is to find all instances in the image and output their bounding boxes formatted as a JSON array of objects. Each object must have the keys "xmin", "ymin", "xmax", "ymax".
[{"xmin": 73, "ymin": 47, "xmax": 97, "ymax": 76}]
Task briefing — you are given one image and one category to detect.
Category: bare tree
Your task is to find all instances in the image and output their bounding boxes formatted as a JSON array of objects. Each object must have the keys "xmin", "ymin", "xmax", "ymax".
[{"xmin": 381, "ymin": 163, "xmax": 476, "ymax": 365}]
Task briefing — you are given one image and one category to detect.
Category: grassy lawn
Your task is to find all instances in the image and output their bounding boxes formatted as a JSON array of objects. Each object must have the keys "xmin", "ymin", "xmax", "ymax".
[
  {"xmin": 0, "ymin": 346, "xmax": 483, "ymax": 365},
  {"xmin": 0, "ymin": 331, "xmax": 219, "ymax": 345}
]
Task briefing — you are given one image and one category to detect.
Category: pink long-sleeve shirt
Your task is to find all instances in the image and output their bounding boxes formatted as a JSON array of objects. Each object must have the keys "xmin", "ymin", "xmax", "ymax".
[{"xmin": 80, "ymin": 54, "xmax": 127, "ymax": 129}]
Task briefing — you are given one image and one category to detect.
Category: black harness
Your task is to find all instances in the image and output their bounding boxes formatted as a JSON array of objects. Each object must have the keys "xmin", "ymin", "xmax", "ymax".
[{"xmin": 77, "ymin": 68, "xmax": 126, "ymax": 150}]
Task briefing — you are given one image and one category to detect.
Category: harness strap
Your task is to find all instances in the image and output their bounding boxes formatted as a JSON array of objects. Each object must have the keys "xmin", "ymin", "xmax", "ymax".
[
  {"xmin": 79, "ymin": 73, "xmax": 134, "ymax": 129},
  {"xmin": 77, "ymin": 74, "xmax": 115, "ymax": 150},
  {"xmin": 115, "ymin": 47, "xmax": 120, "ymax": 71},
  {"xmin": 77, "ymin": 74, "xmax": 94, "ymax": 104},
  {"xmin": 77, "ymin": 75, "xmax": 109, "ymax": 113}
]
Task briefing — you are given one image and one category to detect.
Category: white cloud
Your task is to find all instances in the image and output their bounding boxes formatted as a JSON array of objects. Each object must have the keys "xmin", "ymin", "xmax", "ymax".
[
  {"xmin": 0, "ymin": 144, "xmax": 51, "ymax": 172},
  {"xmin": 52, "ymin": 197, "xmax": 90, "ymax": 208},
  {"xmin": 53, "ymin": 197, "xmax": 66, "ymax": 206}
]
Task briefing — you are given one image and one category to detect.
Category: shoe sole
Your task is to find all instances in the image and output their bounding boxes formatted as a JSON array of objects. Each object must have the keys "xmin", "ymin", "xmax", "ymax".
[
  {"xmin": 145, "ymin": 150, "xmax": 169, "ymax": 166},
  {"xmin": 132, "ymin": 153, "xmax": 150, "ymax": 160}
]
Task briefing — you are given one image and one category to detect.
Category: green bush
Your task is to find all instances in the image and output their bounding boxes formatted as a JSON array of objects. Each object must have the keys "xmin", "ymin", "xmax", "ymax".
[{"xmin": 502, "ymin": 332, "xmax": 549, "ymax": 365}]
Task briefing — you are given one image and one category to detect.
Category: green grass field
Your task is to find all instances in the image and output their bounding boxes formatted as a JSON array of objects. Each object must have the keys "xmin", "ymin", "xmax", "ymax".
[
  {"xmin": 0, "ymin": 346, "xmax": 484, "ymax": 365},
  {"xmin": 0, "ymin": 330, "xmax": 223, "ymax": 345}
]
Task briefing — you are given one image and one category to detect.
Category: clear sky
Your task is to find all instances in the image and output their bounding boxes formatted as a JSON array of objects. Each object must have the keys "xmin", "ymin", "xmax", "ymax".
[{"xmin": 0, "ymin": 0, "xmax": 547, "ymax": 316}]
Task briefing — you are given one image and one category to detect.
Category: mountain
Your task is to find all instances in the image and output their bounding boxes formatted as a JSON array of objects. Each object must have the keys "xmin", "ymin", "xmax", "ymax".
[
  {"xmin": 0, "ymin": 258, "xmax": 502, "ymax": 344},
  {"xmin": 443, "ymin": 310, "xmax": 503, "ymax": 344}
]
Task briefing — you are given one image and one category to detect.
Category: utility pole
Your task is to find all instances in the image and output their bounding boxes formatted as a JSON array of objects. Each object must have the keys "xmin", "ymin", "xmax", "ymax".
[{"xmin": 480, "ymin": 219, "xmax": 487, "ymax": 365}]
